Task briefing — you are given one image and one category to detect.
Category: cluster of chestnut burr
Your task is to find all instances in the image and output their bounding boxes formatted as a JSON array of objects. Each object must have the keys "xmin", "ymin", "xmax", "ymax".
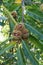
[
  {"xmin": 11, "ymin": 11, "xmax": 29, "ymax": 41},
  {"xmin": 12, "ymin": 23, "xmax": 29, "ymax": 40}
]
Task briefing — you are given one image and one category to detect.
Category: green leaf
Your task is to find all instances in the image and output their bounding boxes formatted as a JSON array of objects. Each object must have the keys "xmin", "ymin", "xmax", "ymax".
[
  {"xmin": 9, "ymin": 21, "xmax": 15, "ymax": 33},
  {"xmin": 0, "ymin": 37, "xmax": 14, "ymax": 46},
  {"xmin": 29, "ymin": 35, "xmax": 43, "ymax": 51},
  {"xmin": 0, "ymin": 0, "xmax": 3, "ymax": 5},
  {"xmin": 22, "ymin": 40, "xmax": 39, "ymax": 65},
  {"xmin": 27, "ymin": 11, "xmax": 43, "ymax": 23},
  {"xmin": 24, "ymin": 0, "xmax": 32, "ymax": 5},
  {"xmin": 41, "ymin": 0, "xmax": 43, "ymax": 3},
  {"xmin": 3, "ymin": 5, "xmax": 17, "ymax": 25},
  {"xmin": 26, "ymin": 5, "xmax": 43, "ymax": 17},
  {"xmin": 25, "ymin": 22, "xmax": 43, "ymax": 40},
  {"xmin": 20, "ymin": 47, "xmax": 26, "ymax": 65},
  {"xmin": 17, "ymin": 47, "xmax": 25, "ymax": 65},
  {"xmin": 0, "ymin": 41, "xmax": 16, "ymax": 55}
]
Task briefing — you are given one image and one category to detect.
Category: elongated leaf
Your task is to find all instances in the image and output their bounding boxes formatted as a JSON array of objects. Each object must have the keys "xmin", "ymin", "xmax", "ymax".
[
  {"xmin": 24, "ymin": 0, "xmax": 32, "ymax": 5},
  {"xmin": 17, "ymin": 47, "xmax": 25, "ymax": 65},
  {"xmin": 20, "ymin": 47, "xmax": 26, "ymax": 65},
  {"xmin": 25, "ymin": 22, "xmax": 43, "ymax": 40},
  {"xmin": 27, "ymin": 11, "xmax": 43, "ymax": 23},
  {"xmin": 29, "ymin": 35, "xmax": 43, "ymax": 51},
  {"xmin": 2, "ymin": 5, "xmax": 17, "ymax": 33},
  {"xmin": 9, "ymin": 21, "xmax": 15, "ymax": 33},
  {"xmin": 22, "ymin": 40, "xmax": 39, "ymax": 65},
  {"xmin": 0, "ymin": 41, "xmax": 16, "ymax": 55},
  {"xmin": 0, "ymin": 37, "xmax": 14, "ymax": 46},
  {"xmin": 26, "ymin": 5, "xmax": 43, "ymax": 17},
  {"xmin": 2, "ymin": 5, "xmax": 17, "ymax": 25}
]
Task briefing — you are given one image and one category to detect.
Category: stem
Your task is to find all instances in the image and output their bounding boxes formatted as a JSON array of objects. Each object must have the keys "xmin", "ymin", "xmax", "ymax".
[{"xmin": 22, "ymin": 0, "xmax": 25, "ymax": 22}]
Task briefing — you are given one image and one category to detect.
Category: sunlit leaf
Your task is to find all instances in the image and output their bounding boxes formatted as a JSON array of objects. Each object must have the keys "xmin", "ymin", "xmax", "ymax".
[{"xmin": 3, "ymin": 5, "xmax": 17, "ymax": 24}]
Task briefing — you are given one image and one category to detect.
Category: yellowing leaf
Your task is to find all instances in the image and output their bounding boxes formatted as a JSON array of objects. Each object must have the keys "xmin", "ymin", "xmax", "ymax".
[{"xmin": 15, "ymin": 0, "xmax": 22, "ymax": 3}]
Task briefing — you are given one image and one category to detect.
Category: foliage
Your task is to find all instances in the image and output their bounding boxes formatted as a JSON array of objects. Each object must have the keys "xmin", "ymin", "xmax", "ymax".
[{"xmin": 0, "ymin": 0, "xmax": 43, "ymax": 65}]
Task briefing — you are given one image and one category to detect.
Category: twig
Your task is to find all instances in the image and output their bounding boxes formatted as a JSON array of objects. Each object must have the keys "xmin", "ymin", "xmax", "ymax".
[{"xmin": 22, "ymin": 0, "xmax": 25, "ymax": 22}]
